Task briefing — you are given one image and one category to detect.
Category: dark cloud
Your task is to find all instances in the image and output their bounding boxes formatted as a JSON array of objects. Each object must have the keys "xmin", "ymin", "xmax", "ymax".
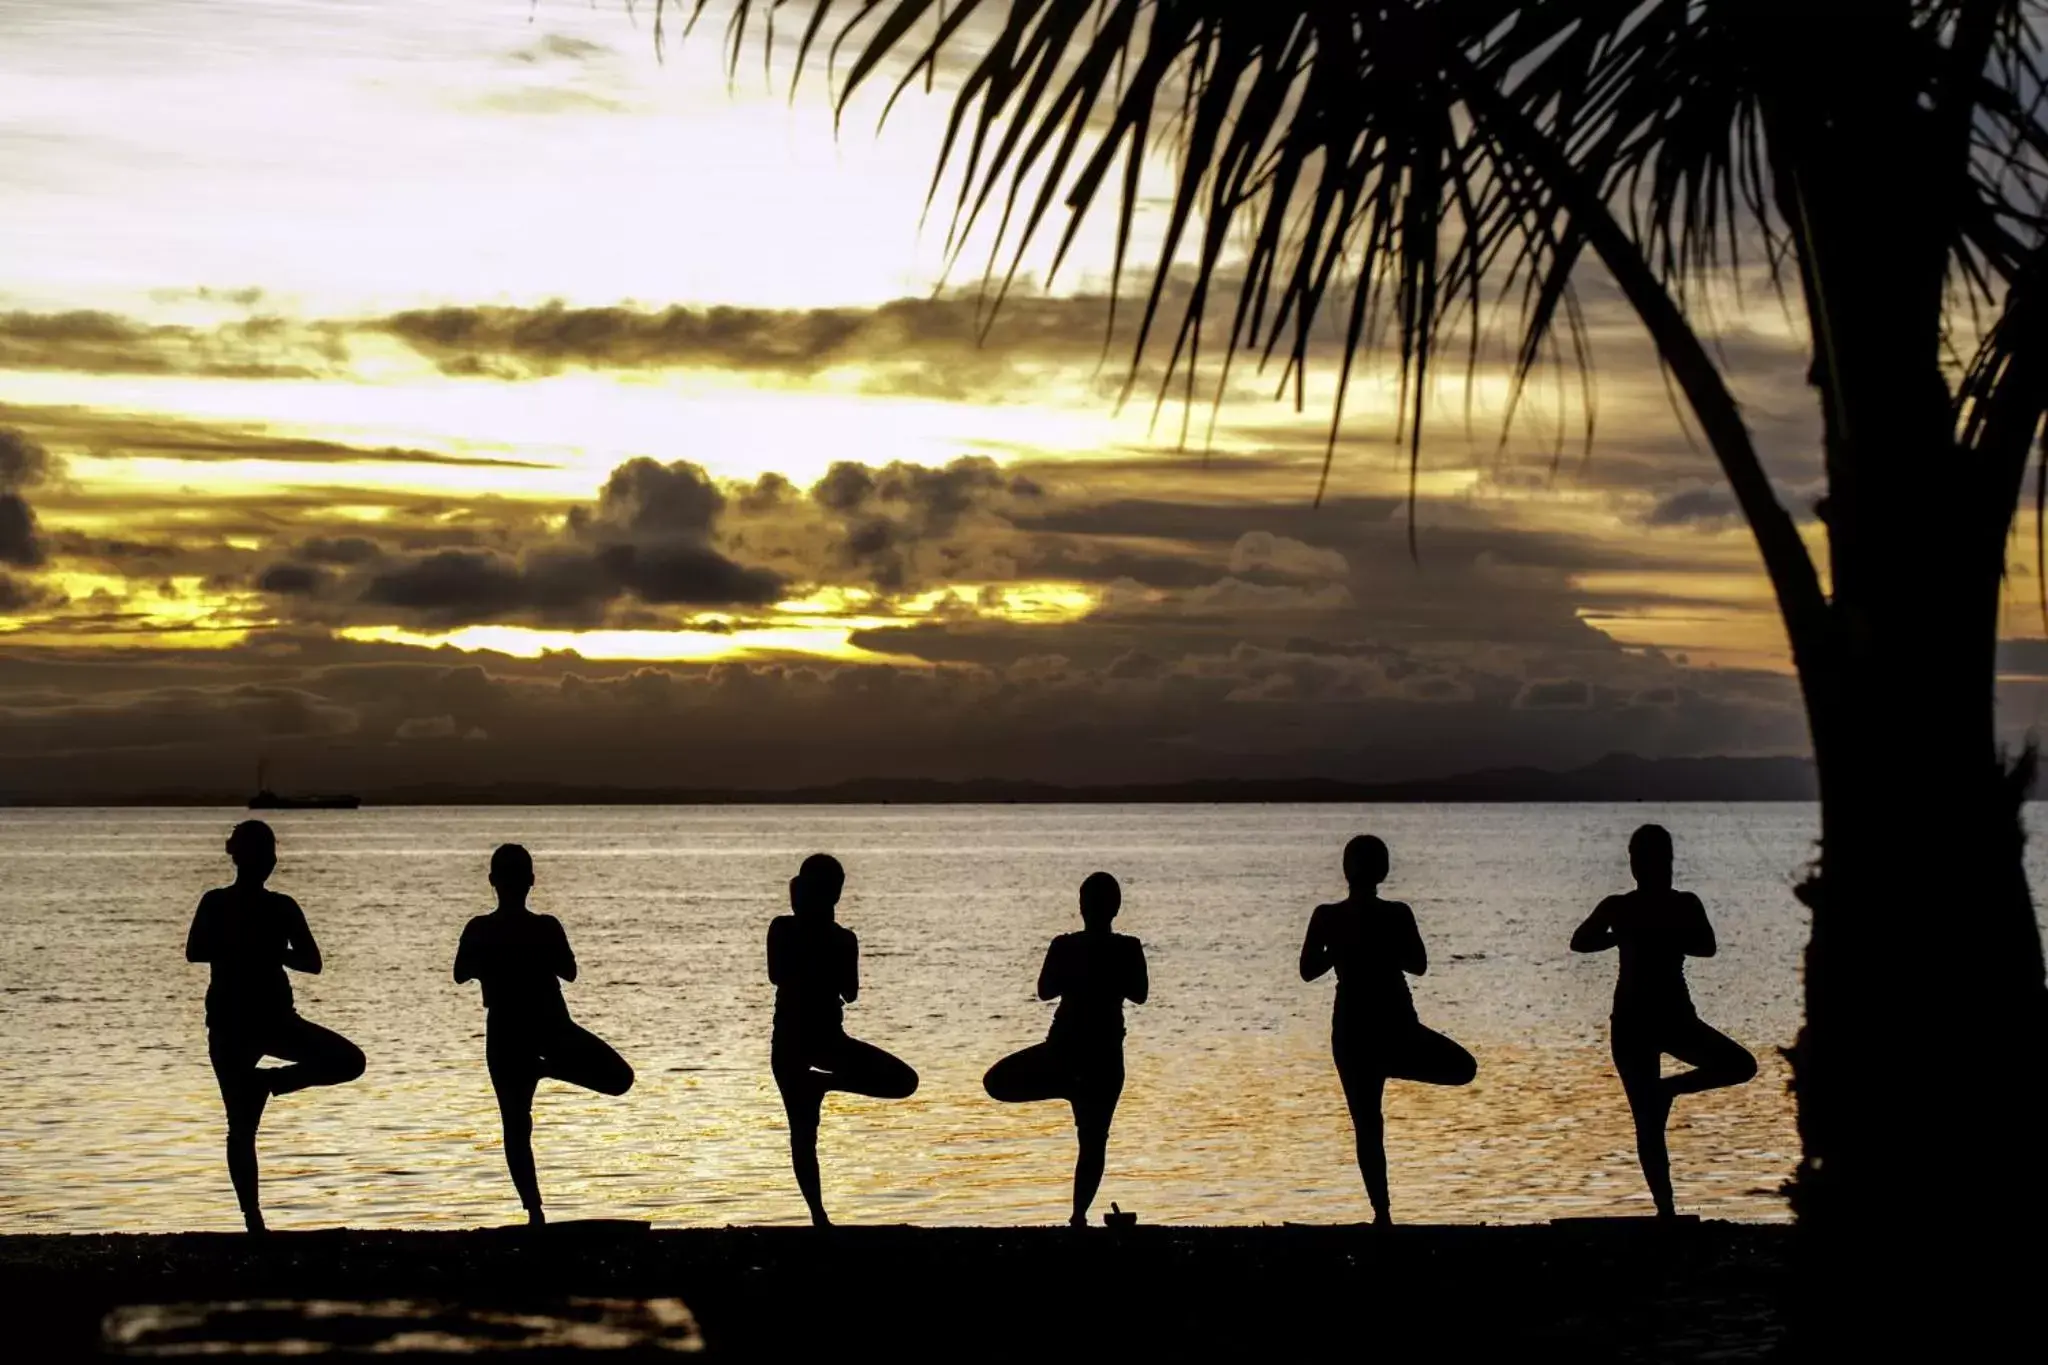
[
  {"xmin": 0, "ymin": 428, "xmax": 49, "ymax": 568},
  {"xmin": 394, "ymin": 714, "xmax": 462, "ymax": 740},
  {"xmin": 0, "ymin": 571, "xmax": 59, "ymax": 612},
  {"xmin": 371, "ymin": 295, "xmax": 1116, "ymax": 382},
  {"xmin": 1011, "ymin": 495, "xmax": 1398, "ymax": 546},
  {"xmin": 0, "ymin": 492, "xmax": 42, "ymax": 567},
  {"xmin": 255, "ymin": 563, "xmax": 327, "ymax": 596},
  {"xmin": 789, "ymin": 455, "xmax": 1041, "ymax": 591},
  {"xmin": 1644, "ymin": 486, "xmax": 1741, "ymax": 527},
  {"xmin": 579, "ymin": 457, "xmax": 725, "ymax": 539},
  {"xmin": 0, "ymin": 681, "xmax": 358, "ymax": 758},
  {"xmin": 0, "ymin": 403, "xmax": 551, "ymax": 470},
  {"xmin": 0, "ymin": 427, "xmax": 51, "ymax": 489},
  {"xmin": 594, "ymin": 542, "xmax": 785, "ymax": 607},
  {"xmin": 350, "ymin": 457, "xmax": 786, "ymax": 628},
  {"xmin": 737, "ymin": 472, "xmax": 795, "ymax": 513},
  {"xmin": 360, "ymin": 549, "xmax": 608, "ymax": 627},
  {"xmin": 0, "ymin": 282, "xmax": 1827, "ymax": 527},
  {"xmin": 0, "ymin": 309, "xmax": 333, "ymax": 379},
  {"xmin": 1515, "ymin": 679, "xmax": 1594, "ymax": 710},
  {"xmin": 295, "ymin": 536, "xmax": 384, "ymax": 566},
  {"xmin": 0, "ymin": 289, "xmax": 1152, "ymax": 404},
  {"xmin": 0, "ymin": 630, "xmax": 1814, "ymax": 798},
  {"xmin": 1228, "ymin": 530, "xmax": 1350, "ymax": 581}
]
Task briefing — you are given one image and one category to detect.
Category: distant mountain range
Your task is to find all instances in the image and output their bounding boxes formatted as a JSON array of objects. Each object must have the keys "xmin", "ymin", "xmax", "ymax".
[{"xmin": 4, "ymin": 753, "xmax": 1827, "ymax": 806}]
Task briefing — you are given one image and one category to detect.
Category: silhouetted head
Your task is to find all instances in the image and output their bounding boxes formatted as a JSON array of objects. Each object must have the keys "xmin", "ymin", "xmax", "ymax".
[
  {"xmin": 1079, "ymin": 871, "xmax": 1121, "ymax": 929},
  {"xmin": 1343, "ymin": 834, "xmax": 1389, "ymax": 890},
  {"xmin": 791, "ymin": 853, "xmax": 845, "ymax": 920},
  {"xmin": 1629, "ymin": 824, "xmax": 1674, "ymax": 889},
  {"xmin": 226, "ymin": 820, "xmax": 276, "ymax": 883},
  {"xmin": 490, "ymin": 843, "xmax": 535, "ymax": 895}
]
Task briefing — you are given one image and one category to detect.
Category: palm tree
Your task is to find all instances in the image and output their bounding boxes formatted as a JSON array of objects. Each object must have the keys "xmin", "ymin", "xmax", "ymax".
[{"xmin": 669, "ymin": 0, "xmax": 2048, "ymax": 1343}]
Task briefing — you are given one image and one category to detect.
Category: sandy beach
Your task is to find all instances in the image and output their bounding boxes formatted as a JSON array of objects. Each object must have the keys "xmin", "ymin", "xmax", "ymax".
[{"xmin": 2, "ymin": 1221, "xmax": 1790, "ymax": 1359}]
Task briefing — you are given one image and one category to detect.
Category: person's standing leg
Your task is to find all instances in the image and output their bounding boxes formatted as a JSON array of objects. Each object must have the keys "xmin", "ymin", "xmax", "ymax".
[
  {"xmin": 1334, "ymin": 1033, "xmax": 1392, "ymax": 1223},
  {"xmin": 209, "ymin": 1031, "xmax": 268, "ymax": 1233},
  {"xmin": 1069, "ymin": 1054, "xmax": 1124, "ymax": 1227},
  {"xmin": 487, "ymin": 1035, "xmax": 545, "ymax": 1223},
  {"xmin": 773, "ymin": 1044, "xmax": 830, "ymax": 1226},
  {"xmin": 1611, "ymin": 1017, "xmax": 1676, "ymax": 1217},
  {"xmin": 264, "ymin": 1015, "xmax": 366, "ymax": 1097}
]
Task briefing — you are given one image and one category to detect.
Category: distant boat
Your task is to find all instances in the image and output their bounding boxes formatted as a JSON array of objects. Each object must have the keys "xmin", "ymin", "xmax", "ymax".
[{"xmin": 247, "ymin": 759, "xmax": 360, "ymax": 811}]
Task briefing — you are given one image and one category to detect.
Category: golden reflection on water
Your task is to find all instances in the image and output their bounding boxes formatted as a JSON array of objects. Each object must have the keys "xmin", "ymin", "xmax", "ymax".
[{"xmin": 0, "ymin": 805, "xmax": 1850, "ymax": 1230}]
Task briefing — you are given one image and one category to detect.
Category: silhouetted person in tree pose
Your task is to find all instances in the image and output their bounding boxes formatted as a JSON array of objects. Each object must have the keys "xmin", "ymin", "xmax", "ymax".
[
  {"xmin": 768, "ymin": 853, "xmax": 919, "ymax": 1226},
  {"xmin": 454, "ymin": 844, "xmax": 634, "ymax": 1226},
  {"xmin": 185, "ymin": 820, "xmax": 366, "ymax": 1232},
  {"xmin": 1300, "ymin": 834, "xmax": 1476, "ymax": 1225},
  {"xmin": 984, "ymin": 871, "xmax": 1149, "ymax": 1227},
  {"xmin": 1572, "ymin": 823, "xmax": 1756, "ymax": 1218}
]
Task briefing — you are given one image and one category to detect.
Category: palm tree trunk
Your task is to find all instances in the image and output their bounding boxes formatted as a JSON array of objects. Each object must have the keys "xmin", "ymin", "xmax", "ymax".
[{"xmin": 1788, "ymin": 491, "xmax": 2047, "ymax": 1351}]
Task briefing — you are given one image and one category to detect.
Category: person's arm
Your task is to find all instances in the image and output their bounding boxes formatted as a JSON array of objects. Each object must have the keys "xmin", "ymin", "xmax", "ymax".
[
  {"xmin": 453, "ymin": 920, "xmax": 478, "ymax": 984},
  {"xmin": 1679, "ymin": 893, "xmax": 1718, "ymax": 958},
  {"xmin": 839, "ymin": 932, "xmax": 860, "ymax": 1005},
  {"xmin": 1125, "ymin": 939, "xmax": 1149, "ymax": 1005},
  {"xmin": 1397, "ymin": 904, "xmax": 1428, "ymax": 977},
  {"xmin": 549, "ymin": 917, "xmax": 579, "ymax": 983},
  {"xmin": 1036, "ymin": 939, "xmax": 1065, "ymax": 1001},
  {"xmin": 1571, "ymin": 897, "xmax": 1622, "ymax": 953},
  {"xmin": 280, "ymin": 897, "xmax": 322, "ymax": 975},
  {"xmin": 185, "ymin": 892, "xmax": 218, "ymax": 963},
  {"xmin": 1299, "ymin": 905, "xmax": 1334, "ymax": 981},
  {"xmin": 766, "ymin": 918, "xmax": 788, "ymax": 985}
]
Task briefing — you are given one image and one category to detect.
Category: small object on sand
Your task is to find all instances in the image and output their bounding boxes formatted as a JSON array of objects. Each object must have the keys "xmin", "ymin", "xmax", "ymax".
[{"xmin": 1105, "ymin": 1203, "xmax": 1137, "ymax": 1229}]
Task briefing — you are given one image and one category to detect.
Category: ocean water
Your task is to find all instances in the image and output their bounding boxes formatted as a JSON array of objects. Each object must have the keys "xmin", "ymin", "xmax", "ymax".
[{"xmin": 1, "ymin": 802, "xmax": 2032, "ymax": 1232}]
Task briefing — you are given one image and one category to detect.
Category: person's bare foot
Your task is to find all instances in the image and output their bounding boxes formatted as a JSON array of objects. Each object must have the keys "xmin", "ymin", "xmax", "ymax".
[
  {"xmin": 525, "ymin": 1205, "xmax": 546, "ymax": 1228},
  {"xmin": 1371, "ymin": 1205, "xmax": 1392, "ymax": 1227},
  {"xmin": 242, "ymin": 1211, "xmax": 267, "ymax": 1234}
]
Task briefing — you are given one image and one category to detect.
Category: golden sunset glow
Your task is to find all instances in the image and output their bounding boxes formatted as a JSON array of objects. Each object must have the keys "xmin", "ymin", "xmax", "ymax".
[{"xmin": 337, "ymin": 623, "xmax": 904, "ymax": 664}]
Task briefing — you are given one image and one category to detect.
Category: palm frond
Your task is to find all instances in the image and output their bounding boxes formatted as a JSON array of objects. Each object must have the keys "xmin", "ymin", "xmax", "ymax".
[{"xmin": 662, "ymin": 0, "xmax": 2048, "ymax": 602}]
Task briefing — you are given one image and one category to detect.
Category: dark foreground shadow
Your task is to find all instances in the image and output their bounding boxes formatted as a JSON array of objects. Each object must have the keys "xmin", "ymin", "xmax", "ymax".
[{"xmin": 0, "ymin": 1224, "xmax": 1792, "ymax": 1362}]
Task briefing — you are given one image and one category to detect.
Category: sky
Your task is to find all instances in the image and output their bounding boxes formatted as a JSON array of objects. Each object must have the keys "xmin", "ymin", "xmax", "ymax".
[{"xmin": 2, "ymin": 0, "xmax": 2043, "ymax": 797}]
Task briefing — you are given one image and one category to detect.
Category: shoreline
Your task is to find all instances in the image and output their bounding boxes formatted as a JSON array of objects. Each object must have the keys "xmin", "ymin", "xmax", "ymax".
[{"xmin": 3, "ymin": 1222, "xmax": 1792, "ymax": 1359}]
